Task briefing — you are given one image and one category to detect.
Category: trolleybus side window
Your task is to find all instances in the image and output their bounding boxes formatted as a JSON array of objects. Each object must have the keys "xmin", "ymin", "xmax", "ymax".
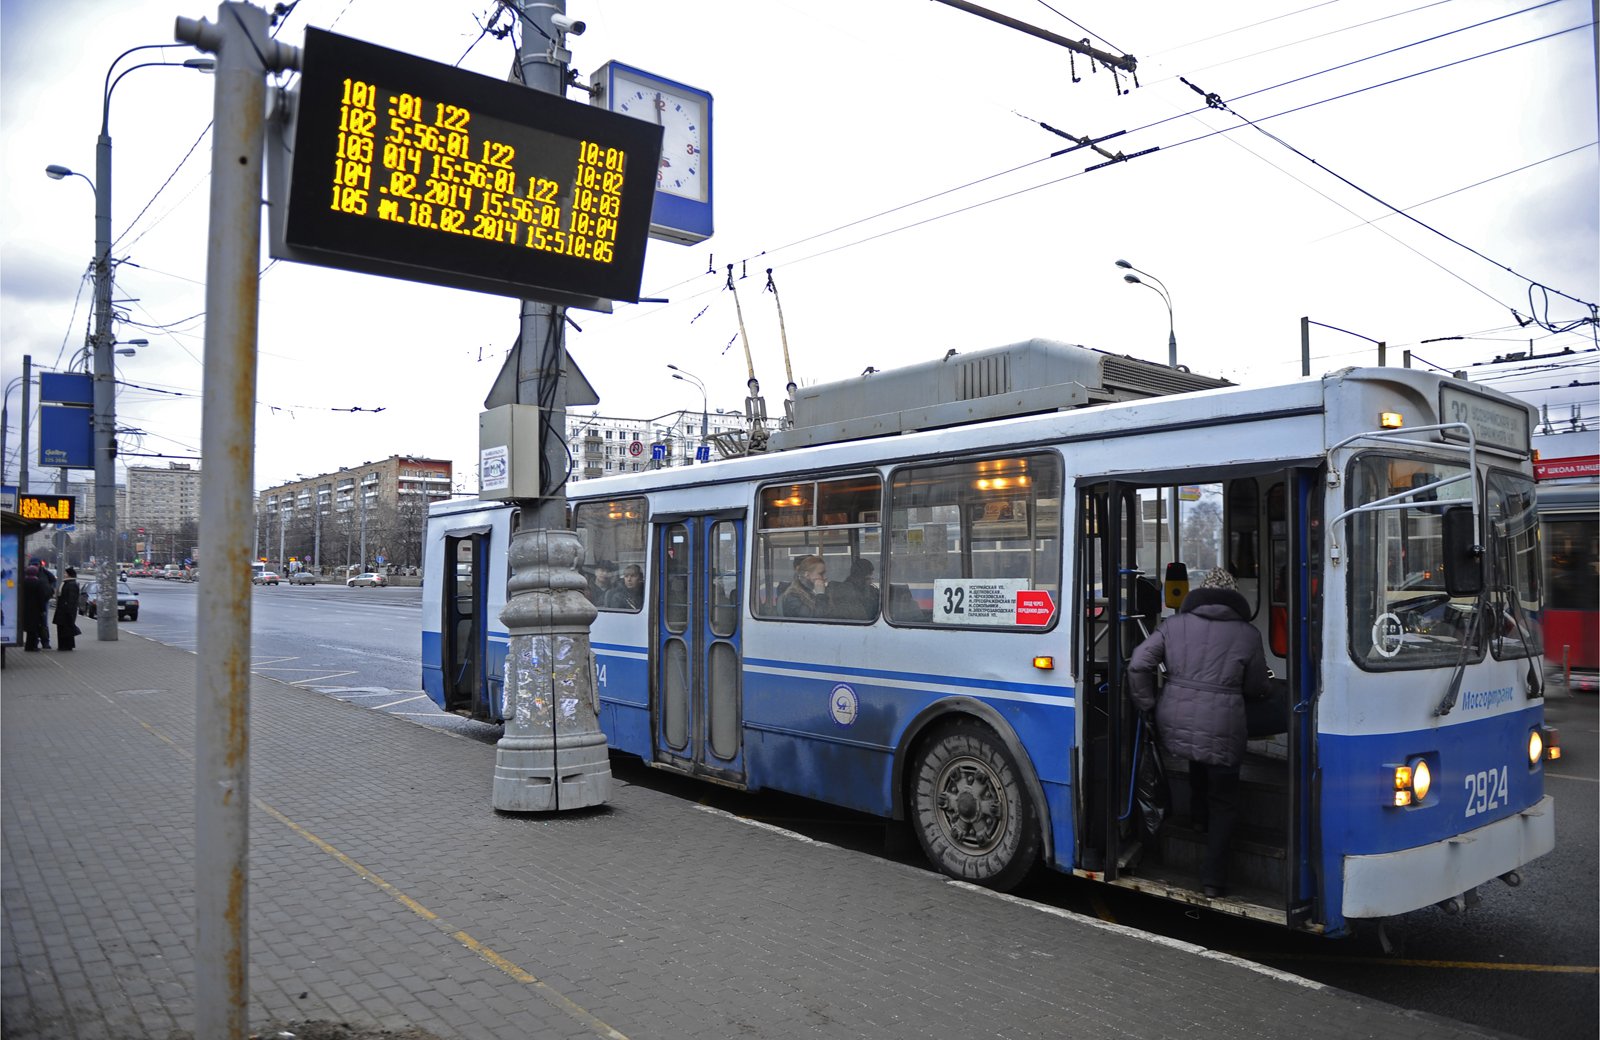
[
  {"xmin": 1486, "ymin": 470, "xmax": 1542, "ymax": 661},
  {"xmin": 1347, "ymin": 455, "xmax": 1483, "ymax": 669},
  {"xmin": 753, "ymin": 474, "xmax": 883, "ymax": 622},
  {"xmin": 572, "ymin": 498, "xmax": 648, "ymax": 612},
  {"xmin": 885, "ymin": 453, "xmax": 1062, "ymax": 628}
]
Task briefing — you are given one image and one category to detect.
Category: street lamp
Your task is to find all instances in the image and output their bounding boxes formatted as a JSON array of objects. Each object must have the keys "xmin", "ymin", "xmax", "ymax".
[
  {"xmin": 1115, "ymin": 259, "xmax": 1177, "ymax": 369},
  {"xmin": 1115, "ymin": 258, "xmax": 1182, "ymax": 568},
  {"xmin": 47, "ymin": 47, "xmax": 212, "ymax": 641},
  {"xmin": 668, "ymin": 364, "xmax": 709, "ymax": 460}
]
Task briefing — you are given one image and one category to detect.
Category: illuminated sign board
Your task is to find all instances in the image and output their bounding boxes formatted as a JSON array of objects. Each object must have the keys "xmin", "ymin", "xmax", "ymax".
[
  {"xmin": 18, "ymin": 494, "xmax": 76, "ymax": 524},
  {"xmin": 275, "ymin": 28, "xmax": 664, "ymax": 305}
]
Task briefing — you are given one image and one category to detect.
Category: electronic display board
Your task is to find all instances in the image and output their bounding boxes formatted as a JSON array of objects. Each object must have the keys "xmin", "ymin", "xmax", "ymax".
[
  {"xmin": 278, "ymin": 28, "xmax": 664, "ymax": 304},
  {"xmin": 18, "ymin": 494, "xmax": 76, "ymax": 524}
]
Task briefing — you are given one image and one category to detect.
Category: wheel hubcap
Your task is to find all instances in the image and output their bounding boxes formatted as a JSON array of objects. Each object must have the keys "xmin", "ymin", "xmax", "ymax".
[{"xmin": 934, "ymin": 756, "xmax": 1006, "ymax": 855}]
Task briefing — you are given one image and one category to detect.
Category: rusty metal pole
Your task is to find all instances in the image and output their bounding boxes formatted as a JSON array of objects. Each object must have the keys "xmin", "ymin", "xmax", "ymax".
[{"xmin": 174, "ymin": 6, "xmax": 298, "ymax": 1036}]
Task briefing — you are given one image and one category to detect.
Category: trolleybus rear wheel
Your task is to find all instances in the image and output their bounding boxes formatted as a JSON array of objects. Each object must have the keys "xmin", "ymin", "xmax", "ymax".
[{"xmin": 910, "ymin": 721, "xmax": 1039, "ymax": 891}]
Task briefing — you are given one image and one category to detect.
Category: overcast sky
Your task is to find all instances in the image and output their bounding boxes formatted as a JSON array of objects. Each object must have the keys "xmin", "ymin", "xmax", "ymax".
[{"xmin": 2, "ymin": 0, "xmax": 1595, "ymax": 495}]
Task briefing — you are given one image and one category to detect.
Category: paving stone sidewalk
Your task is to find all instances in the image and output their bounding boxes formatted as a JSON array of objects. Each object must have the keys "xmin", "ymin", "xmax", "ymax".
[{"xmin": 2, "ymin": 635, "xmax": 1504, "ymax": 1040}]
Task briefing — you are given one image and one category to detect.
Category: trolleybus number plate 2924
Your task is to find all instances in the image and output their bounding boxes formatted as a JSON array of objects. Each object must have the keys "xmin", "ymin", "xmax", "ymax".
[{"xmin": 1462, "ymin": 765, "xmax": 1509, "ymax": 818}]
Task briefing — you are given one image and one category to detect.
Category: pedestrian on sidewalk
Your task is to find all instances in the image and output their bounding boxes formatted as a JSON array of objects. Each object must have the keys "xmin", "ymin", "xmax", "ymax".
[
  {"xmin": 20, "ymin": 565, "xmax": 47, "ymax": 651},
  {"xmin": 1127, "ymin": 566, "xmax": 1270, "ymax": 898},
  {"xmin": 34, "ymin": 560, "xmax": 56, "ymax": 649},
  {"xmin": 53, "ymin": 568, "xmax": 81, "ymax": 651}
]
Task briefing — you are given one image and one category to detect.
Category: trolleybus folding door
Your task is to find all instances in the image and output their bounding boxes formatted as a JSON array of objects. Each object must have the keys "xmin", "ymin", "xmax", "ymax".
[
  {"xmin": 651, "ymin": 511, "xmax": 747, "ymax": 785},
  {"xmin": 438, "ymin": 526, "xmax": 494, "ymax": 720}
]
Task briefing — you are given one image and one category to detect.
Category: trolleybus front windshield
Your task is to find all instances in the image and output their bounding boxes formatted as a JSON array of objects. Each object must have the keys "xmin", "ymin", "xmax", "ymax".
[{"xmin": 1348, "ymin": 455, "xmax": 1482, "ymax": 669}]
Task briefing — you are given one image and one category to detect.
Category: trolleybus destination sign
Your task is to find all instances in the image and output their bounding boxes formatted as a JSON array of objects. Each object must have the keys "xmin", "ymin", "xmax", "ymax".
[{"xmin": 274, "ymin": 28, "xmax": 664, "ymax": 305}]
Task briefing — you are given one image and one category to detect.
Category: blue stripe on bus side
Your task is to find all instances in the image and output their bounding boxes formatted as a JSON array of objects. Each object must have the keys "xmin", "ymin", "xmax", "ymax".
[{"xmin": 742, "ymin": 655, "xmax": 1074, "ymax": 703}]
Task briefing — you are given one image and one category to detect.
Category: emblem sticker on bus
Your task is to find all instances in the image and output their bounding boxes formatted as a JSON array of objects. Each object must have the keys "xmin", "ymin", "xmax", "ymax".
[{"xmin": 830, "ymin": 684, "xmax": 859, "ymax": 727}]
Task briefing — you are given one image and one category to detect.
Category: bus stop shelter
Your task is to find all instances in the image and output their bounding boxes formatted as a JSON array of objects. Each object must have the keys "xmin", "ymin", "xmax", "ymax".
[{"xmin": 2, "ymin": 508, "xmax": 44, "ymax": 664}]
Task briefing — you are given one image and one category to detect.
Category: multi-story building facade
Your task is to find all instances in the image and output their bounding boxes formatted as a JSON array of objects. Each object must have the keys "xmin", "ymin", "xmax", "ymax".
[
  {"xmin": 258, "ymin": 455, "xmax": 452, "ymax": 573},
  {"xmin": 566, "ymin": 406, "xmax": 747, "ymax": 483},
  {"xmin": 125, "ymin": 462, "xmax": 203, "ymax": 530}
]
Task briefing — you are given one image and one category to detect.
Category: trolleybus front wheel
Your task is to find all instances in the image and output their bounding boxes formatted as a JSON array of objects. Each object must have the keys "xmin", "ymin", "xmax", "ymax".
[{"xmin": 910, "ymin": 721, "xmax": 1040, "ymax": 891}]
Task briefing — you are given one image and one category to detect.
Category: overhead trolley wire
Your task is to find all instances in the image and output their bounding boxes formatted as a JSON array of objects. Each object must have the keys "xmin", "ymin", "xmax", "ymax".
[{"xmin": 643, "ymin": 5, "xmax": 1585, "ymax": 318}]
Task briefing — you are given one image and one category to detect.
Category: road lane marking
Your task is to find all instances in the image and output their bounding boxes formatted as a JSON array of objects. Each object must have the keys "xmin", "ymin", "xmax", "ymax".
[
  {"xmin": 372, "ymin": 694, "xmax": 429, "ymax": 710},
  {"xmin": 289, "ymin": 670, "xmax": 359, "ymax": 685}
]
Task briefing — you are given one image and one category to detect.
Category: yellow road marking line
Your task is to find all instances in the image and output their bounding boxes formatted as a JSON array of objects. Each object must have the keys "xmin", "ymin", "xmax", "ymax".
[
  {"xmin": 1232, "ymin": 951, "xmax": 1597, "ymax": 974},
  {"xmin": 452, "ymin": 931, "xmax": 630, "ymax": 1040},
  {"xmin": 252, "ymin": 801, "xmax": 439, "ymax": 921},
  {"xmin": 101, "ymin": 696, "xmax": 631, "ymax": 1039}
]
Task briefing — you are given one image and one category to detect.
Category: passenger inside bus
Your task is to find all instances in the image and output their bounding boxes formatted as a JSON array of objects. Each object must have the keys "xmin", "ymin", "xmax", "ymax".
[
  {"xmin": 833, "ymin": 557, "xmax": 881, "ymax": 620},
  {"xmin": 780, "ymin": 555, "xmax": 838, "ymax": 618}
]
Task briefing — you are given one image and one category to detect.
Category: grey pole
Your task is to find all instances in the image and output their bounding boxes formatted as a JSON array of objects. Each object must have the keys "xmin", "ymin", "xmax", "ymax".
[
  {"xmin": 1301, "ymin": 316, "xmax": 1310, "ymax": 377},
  {"xmin": 19, "ymin": 355, "xmax": 31, "ymax": 496},
  {"xmin": 90, "ymin": 72, "xmax": 121, "ymax": 637},
  {"xmin": 358, "ymin": 478, "xmax": 367, "ymax": 571},
  {"xmin": 313, "ymin": 500, "xmax": 321, "ymax": 570},
  {"xmin": 174, "ymin": 7, "xmax": 297, "ymax": 1037},
  {"xmin": 493, "ymin": 0, "xmax": 610, "ymax": 812},
  {"xmin": 1116, "ymin": 261, "xmax": 1182, "ymax": 566},
  {"xmin": 278, "ymin": 506, "xmax": 286, "ymax": 572}
]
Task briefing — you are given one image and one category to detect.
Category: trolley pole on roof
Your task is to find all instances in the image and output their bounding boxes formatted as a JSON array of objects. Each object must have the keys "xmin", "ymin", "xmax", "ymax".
[{"xmin": 491, "ymin": 0, "xmax": 611, "ymax": 813}]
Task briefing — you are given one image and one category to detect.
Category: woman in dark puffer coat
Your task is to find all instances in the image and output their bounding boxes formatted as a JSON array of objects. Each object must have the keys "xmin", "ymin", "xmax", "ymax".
[{"xmin": 1129, "ymin": 567, "xmax": 1270, "ymax": 897}]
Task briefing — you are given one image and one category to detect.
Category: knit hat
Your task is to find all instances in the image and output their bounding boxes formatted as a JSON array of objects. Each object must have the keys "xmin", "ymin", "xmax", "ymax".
[{"xmin": 1199, "ymin": 567, "xmax": 1236, "ymax": 590}]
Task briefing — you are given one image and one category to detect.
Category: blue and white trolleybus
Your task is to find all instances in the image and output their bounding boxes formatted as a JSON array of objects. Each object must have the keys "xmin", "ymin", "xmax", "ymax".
[{"xmin": 423, "ymin": 340, "xmax": 1557, "ymax": 935}]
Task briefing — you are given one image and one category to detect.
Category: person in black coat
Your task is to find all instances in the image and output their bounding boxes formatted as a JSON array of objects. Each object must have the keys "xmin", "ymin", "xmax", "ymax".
[
  {"xmin": 20, "ymin": 565, "xmax": 47, "ymax": 651},
  {"xmin": 1128, "ymin": 567, "xmax": 1270, "ymax": 898},
  {"xmin": 34, "ymin": 560, "xmax": 56, "ymax": 649},
  {"xmin": 53, "ymin": 568, "xmax": 81, "ymax": 651}
]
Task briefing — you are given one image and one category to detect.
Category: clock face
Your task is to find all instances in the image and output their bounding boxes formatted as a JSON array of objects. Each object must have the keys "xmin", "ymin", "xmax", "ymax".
[{"xmin": 612, "ymin": 74, "xmax": 707, "ymax": 203}]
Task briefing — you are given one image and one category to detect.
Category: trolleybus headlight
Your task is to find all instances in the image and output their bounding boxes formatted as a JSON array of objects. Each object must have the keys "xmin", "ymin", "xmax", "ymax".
[
  {"xmin": 1409, "ymin": 757, "xmax": 1431, "ymax": 801},
  {"xmin": 1389, "ymin": 757, "xmax": 1432, "ymax": 807},
  {"xmin": 1531, "ymin": 727, "xmax": 1560, "ymax": 764}
]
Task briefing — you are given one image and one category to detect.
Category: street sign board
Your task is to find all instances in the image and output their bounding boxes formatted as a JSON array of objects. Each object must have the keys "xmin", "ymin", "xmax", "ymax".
[
  {"xmin": 39, "ymin": 372, "xmax": 93, "ymax": 405},
  {"xmin": 39, "ymin": 406, "xmax": 93, "ymax": 469},
  {"xmin": 273, "ymin": 28, "xmax": 664, "ymax": 306}
]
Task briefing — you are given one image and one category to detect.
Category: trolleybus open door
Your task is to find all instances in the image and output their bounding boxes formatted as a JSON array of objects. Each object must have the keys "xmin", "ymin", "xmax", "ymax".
[
  {"xmin": 651, "ymin": 511, "xmax": 748, "ymax": 786},
  {"xmin": 437, "ymin": 526, "xmax": 496, "ymax": 721},
  {"xmin": 1076, "ymin": 471, "xmax": 1319, "ymax": 928}
]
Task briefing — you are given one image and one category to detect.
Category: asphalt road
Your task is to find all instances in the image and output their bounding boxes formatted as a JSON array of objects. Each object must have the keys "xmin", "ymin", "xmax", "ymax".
[{"xmin": 124, "ymin": 577, "xmax": 1598, "ymax": 1040}]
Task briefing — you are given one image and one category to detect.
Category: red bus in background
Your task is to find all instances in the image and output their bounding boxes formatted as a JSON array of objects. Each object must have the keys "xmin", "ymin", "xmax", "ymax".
[{"xmin": 1537, "ymin": 481, "xmax": 1599, "ymax": 688}]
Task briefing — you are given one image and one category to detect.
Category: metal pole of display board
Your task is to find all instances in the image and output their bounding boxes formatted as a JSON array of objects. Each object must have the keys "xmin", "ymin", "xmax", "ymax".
[
  {"xmin": 173, "ymin": 6, "xmax": 298, "ymax": 1037},
  {"xmin": 492, "ymin": 0, "xmax": 610, "ymax": 813}
]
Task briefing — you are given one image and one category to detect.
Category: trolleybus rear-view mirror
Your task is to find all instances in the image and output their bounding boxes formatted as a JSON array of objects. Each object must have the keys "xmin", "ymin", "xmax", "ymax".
[{"xmin": 1441, "ymin": 506, "xmax": 1484, "ymax": 598}]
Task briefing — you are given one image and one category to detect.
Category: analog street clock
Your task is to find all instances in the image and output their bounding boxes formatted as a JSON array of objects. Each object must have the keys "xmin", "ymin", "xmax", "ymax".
[{"xmin": 591, "ymin": 61, "xmax": 713, "ymax": 245}]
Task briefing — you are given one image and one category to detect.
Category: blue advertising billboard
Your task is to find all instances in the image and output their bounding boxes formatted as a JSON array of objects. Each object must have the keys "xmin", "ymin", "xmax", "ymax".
[
  {"xmin": 39, "ymin": 372, "xmax": 93, "ymax": 405},
  {"xmin": 40, "ymin": 406, "xmax": 94, "ymax": 469}
]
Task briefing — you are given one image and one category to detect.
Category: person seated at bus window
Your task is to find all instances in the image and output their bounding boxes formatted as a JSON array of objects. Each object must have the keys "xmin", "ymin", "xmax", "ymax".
[
  {"xmin": 603, "ymin": 564, "xmax": 644, "ymax": 611},
  {"xmin": 586, "ymin": 560, "xmax": 618, "ymax": 604},
  {"xmin": 1127, "ymin": 567, "xmax": 1270, "ymax": 899},
  {"xmin": 833, "ymin": 557, "xmax": 881, "ymax": 620},
  {"xmin": 781, "ymin": 555, "xmax": 837, "ymax": 619}
]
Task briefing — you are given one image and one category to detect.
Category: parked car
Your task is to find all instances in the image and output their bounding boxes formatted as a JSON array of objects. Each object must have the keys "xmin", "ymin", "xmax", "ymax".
[
  {"xmin": 253, "ymin": 571, "xmax": 281, "ymax": 585},
  {"xmin": 289, "ymin": 572, "xmax": 319, "ymax": 585},
  {"xmin": 79, "ymin": 580, "xmax": 139, "ymax": 621},
  {"xmin": 346, "ymin": 572, "xmax": 388, "ymax": 588}
]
